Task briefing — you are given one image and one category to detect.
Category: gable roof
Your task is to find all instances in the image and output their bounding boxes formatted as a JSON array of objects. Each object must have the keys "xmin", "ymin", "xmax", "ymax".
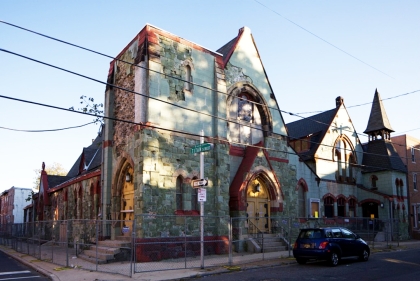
[
  {"xmin": 286, "ymin": 108, "xmax": 338, "ymax": 160},
  {"xmin": 362, "ymin": 140, "xmax": 407, "ymax": 173},
  {"xmin": 364, "ymin": 89, "xmax": 394, "ymax": 134},
  {"xmin": 67, "ymin": 129, "xmax": 103, "ymax": 177}
]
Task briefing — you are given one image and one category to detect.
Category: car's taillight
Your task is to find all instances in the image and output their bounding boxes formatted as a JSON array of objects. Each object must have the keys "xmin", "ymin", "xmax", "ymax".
[
  {"xmin": 318, "ymin": 241, "xmax": 329, "ymax": 249},
  {"xmin": 293, "ymin": 242, "xmax": 298, "ymax": 249}
]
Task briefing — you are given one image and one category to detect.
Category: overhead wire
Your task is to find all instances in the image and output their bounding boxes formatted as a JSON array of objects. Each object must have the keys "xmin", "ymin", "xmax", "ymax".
[
  {"xmin": 0, "ymin": 122, "xmax": 95, "ymax": 132},
  {"xmin": 253, "ymin": 0, "xmax": 395, "ymax": 79},
  {"xmin": 2, "ymin": 20, "xmax": 419, "ymax": 141},
  {"xmin": 1, "ymin": 22, "xmax": 419, "ymax": 163}
]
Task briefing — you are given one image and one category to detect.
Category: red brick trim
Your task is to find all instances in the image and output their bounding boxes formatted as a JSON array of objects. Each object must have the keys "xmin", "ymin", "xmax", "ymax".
[{"xmin": 103, "ymin": 140, "xmax": 113, "ymax": 148}]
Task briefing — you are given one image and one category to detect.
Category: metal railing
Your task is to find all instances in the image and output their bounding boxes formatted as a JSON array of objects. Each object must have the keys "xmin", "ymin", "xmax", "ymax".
[{"xmin": 0, "ymin": 216, "xmax": 407, "ymax": 276}]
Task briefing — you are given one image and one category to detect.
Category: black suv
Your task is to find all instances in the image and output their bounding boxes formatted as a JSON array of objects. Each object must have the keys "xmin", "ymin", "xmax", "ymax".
[{"xmin": 293, "ymin": 227, "xmax": 370, "ymax": 266}]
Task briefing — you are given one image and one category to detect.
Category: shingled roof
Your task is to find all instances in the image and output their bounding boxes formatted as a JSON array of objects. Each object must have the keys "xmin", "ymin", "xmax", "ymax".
[
  {"xmin": 286, "ymin": 107, "xmax": 338, "ymax": 161},
  {"xmin": 67, "ymin": 129, "xmax": 103, "ymax": 177},
  {"xmin": 364, "ymin": 89, "xmax": 394, "ymax": 134},
  {"xmin": 362, "ymin": 140, "xmax": 407, "ymax": 173}
]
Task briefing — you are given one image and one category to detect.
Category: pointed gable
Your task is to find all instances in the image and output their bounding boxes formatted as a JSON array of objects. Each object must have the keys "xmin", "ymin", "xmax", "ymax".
[
  {"xmin": 364, "ymin": 89, "xmax": 394, "ymax": 134},
  {"xmin": 219, "ymin": 26, "xmax": 287, "ymax": 136}
]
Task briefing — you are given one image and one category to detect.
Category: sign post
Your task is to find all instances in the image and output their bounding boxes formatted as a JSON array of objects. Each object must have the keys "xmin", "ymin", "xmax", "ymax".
[
  {"xmin": 190, "ymin": 131, "xmax": 213, "ymax": 269},
  {"xmin": 199, "ymin": 130, "xmax": 205, "ymax": 269}
]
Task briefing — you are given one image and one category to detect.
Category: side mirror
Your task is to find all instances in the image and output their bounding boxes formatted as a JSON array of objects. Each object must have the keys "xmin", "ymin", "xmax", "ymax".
[{"xmin": 355, "ymin": 234, "xmax": 360, "ymax": 239}]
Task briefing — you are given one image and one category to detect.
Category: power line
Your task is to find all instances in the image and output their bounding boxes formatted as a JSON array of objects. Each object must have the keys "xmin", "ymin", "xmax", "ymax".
[
  {"xmin": 253, "ymin": 0, "xmax": 395, "ymax": 79},
  {"xmin": 2, "ymin": 21, "xmax": 417, "ymax": 139},
  {"xmin": 0, "ymin": 122, "xmax": 95, "ymax": 132},
  {"xmin": 296, "ymin": 89, "xmax": 420, "ymax": 115},
  {"xmin": 0, "ymin": 93, "xmax": 415, "ymax": 171},
  {"xmin": 1, "ymin": 24, "xmax": 418, "ymax": 160}
]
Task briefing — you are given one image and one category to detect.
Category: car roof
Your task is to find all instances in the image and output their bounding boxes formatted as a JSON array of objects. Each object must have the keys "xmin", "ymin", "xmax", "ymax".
[{"xmin": 299, "ymin": 227, "xmax": 349, "ymax": 231}]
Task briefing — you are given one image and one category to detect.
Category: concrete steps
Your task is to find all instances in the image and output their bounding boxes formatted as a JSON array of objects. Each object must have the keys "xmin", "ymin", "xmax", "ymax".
[
  {"xmin": 248, "ymin": 233, "xmax": 288, "ymax": 253},
  {"xmin": 78, "ymin": 239, "xmax": 131, "ymax": 264}
]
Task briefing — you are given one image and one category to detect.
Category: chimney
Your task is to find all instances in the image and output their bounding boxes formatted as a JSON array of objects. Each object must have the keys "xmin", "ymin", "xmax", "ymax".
[{"xmin": 336, "ymin": 96, "xmax": 344, "ymax": 108}]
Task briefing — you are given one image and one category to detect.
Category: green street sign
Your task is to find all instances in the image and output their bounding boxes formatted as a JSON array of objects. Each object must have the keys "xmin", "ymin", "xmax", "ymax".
[{"xmin": 190, "ymin": 143, "xmax": 213, "ymax": 154}]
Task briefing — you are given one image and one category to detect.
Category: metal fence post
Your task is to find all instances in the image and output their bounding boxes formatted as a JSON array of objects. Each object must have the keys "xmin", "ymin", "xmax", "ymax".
[
  {"xmin": 288, "ymin": 217, "xmax": 291, "ymax": 257},
  {"xmin": 184, "ymin": 216, "xmax": 187, "ymax": 269},
  {"xmin": 130, "ymin": 217, "xmax": 135, "ymax": 278},
  {"xmin": 228, "ymin": 217, "xmax": 232, "ymax": 266},
  {"xmin": 66, "ymin": 220, "xmax": 69, "ymax": 267},
  {"xmin": 95, "ymin": 220, "xmax": 99, "ymax": 272}
]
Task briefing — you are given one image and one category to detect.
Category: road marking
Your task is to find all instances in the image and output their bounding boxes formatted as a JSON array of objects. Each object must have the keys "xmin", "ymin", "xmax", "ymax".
[
  {"xmin": 0, "ymin": 276, "xmax": 41, "ymax": 281},
  {"xmin": 0, "ymin": 271, "xmax": 30, "ymax": 276}
]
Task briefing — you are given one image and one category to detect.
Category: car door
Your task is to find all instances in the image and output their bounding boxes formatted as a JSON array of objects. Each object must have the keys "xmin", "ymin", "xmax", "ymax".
[{"xmin": 339, "ymin": 228, "xmax": 358, "ymax": 257}]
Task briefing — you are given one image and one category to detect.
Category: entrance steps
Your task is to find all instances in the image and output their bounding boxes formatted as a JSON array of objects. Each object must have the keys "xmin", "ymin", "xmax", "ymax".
[
  {"xmin": 248, "ymin": 233, "xmax": 288, "ymax": 253},
  {"xmin": 78, "ymin": 237, "xmax": 131, "ymax": 264}
]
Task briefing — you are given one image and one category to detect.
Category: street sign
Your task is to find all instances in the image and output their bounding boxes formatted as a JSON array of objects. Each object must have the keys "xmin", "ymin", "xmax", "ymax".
[
  {"xmin": 191, "ymin": 178, "xmax": 208, "ymax": 188},
  {"xmin": 190, "ymin": 143, "xmax": 213, "ymax": 154},
  {"xmin": 198, "ymin": 188, "xmax": 206, "ymax": 202}
]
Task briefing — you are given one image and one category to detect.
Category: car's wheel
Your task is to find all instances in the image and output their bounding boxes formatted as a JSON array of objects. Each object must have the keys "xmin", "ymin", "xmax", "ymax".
[
  {"xmin": 296, "ymin": 258, "xmax": 307, "ymax": 265},
  {"xmin": 329, "ymin": 252, "xmax": 339, "ymax": 266},
  {"xmin": 359, "ymin": 248, "xmax": 369, "ymax": 262}
]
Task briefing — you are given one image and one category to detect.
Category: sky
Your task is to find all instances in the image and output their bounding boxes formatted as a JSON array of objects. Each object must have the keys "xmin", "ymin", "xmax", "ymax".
[{"xmin": 1, "ymin": 0, "xmax": 419, "ymax": 193}]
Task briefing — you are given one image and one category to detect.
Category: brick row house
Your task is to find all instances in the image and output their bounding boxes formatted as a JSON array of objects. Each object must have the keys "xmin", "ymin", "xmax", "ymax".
[{"xmin": 391, "ymin": 134, "xmax": 420, "ymax": 238}]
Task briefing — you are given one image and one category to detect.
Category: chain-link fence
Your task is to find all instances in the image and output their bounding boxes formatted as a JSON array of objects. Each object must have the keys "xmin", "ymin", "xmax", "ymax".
[{"xmin": 0, "ymin": 216, "xmax": 407, "ymax": 276}]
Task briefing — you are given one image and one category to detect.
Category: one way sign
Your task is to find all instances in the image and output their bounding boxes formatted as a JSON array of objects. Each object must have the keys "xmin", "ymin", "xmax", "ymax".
[{"xmin": 191, "ymin": 178, "xmax": 208, "ymax": 188}]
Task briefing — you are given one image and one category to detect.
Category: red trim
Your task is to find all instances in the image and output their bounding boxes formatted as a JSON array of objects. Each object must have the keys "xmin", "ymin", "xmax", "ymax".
[
  {"xmin": 174, "ymin": 210, "xmax": 200, "ymax": 216},
  {"xmin": 262, "ymin": 149, "xmax": 284, "ymax": 199},
  {"xmin": 103, "ymin": 140, "xmax": 113, "ymax": 148},
  {"xmin": 268, "ymin": 157, "xmax": 289, "ymax": 163},
  {"xmin": 229, "ymin": 146, "xmax": 245, "ymax": 157},
  {"xmin": 229, "ymin": 141, "xmax": 263, "ymax": 211},
  {"xmin": 296, "ymin": 178, "xmax": 309, "ymax": 192},
  {"xmin": 47, "ymin": 170, "xmax": 101, "ymax": 193}
]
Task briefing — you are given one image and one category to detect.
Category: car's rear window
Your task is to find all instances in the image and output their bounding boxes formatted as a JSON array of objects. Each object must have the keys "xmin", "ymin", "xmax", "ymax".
[{"xmin": 298, "ymin": 229, "xmax": 324, "ymax": 239}]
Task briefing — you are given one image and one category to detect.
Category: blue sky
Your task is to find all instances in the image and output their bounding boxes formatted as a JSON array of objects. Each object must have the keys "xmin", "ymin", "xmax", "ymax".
[{"xmin": 1, "ymin": 0, "xmax": 419, "ymax": 193}]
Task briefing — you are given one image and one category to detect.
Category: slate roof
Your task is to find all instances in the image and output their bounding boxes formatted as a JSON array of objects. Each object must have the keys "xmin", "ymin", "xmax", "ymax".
[
  {"xmin": 364, "ymin": 89, "xmax": 394, "ymax": 134},
  {"xmin": 216, "ymin": 36, "xmax": 237, "ymax": 58},
  {"xmin": 47, "ymin": 175, "xmax": 72, "ymax": 189},
  {"xmin": 67, "ymin": 130, "xmax": 103, "ymax": 177},
  {"xmin": 286, "ymin": 108, "xmax": 338, "ymax": 161},
  {"xmin": 362, "ymin": 140, "xmax": 407, "ymax": 173}
]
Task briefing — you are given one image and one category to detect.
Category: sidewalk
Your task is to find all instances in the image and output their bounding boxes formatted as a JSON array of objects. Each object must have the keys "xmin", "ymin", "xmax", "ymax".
[{"xmin": 2, "ymin": 240, "xmax": 420, "ymax": 281}]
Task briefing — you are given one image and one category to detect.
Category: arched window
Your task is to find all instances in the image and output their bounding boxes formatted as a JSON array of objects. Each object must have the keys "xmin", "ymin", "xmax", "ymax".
[
  {"xmin": 371, "ymin": 175, "xmax": 378, "ymax": 189},
  {"xmin": 297, "ymin": 184, "xmax": 306, "ymax": 218},
  {"xmin": 324, "ymin": 196, "xmax": 334, "ymax": 218},
  {"xmin": 414, "ymin": 174, "xmax": 418, "ymax": 190},
  {"xmin": 337, "ymin": 197, "xmax": 345, "ymax": 217},
  {"xmin": 90, "ymin": 183, "xmax": 94, "ymax": 219},
  {"xmin": 348, "ymin": 198, "xmax": 356, "ymax": 217},
  {"xmin": 176, "ymin": 175, "xmax": 183, "ymax": 210},
  {"xmin": 191, "ymin": 177, "xmax": 198, "ymax": 211},
  {"xmin": 334, "ymin": 136, "xmax": 355, "ymax": 182},
  {"xmin": 184, "ymin": 65, "xmax": 192, "ymax": 92}
]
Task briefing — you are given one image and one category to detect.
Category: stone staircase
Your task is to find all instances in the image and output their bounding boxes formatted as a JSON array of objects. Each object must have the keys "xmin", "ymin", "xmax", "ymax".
[
  {"xmin": 248, "ymin": 233, "xmax": 289, "ymax": 253},
  {"xmin": 78, "ymin": 236, "xmax": 131, "ymax": 264}
]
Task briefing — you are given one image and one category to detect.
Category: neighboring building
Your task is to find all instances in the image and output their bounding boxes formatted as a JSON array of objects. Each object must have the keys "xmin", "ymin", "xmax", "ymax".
[
  {"xmin": 392, "ymin": 134, "xmax": 420, "ymax": 238},
  {"xmin": 0, "ymin": 186, "xmax": 32, "ymax": 224},
  {"xmin": 29, "ymin": 129, "xmax": 102, "ymax": 242},
  {"xmin": 361, "ymin": 90, "xmax": 408, "ymax": 239},
  {"xmin": 287, "ymin": 90, "xmax": 409, "ymax": 239}
]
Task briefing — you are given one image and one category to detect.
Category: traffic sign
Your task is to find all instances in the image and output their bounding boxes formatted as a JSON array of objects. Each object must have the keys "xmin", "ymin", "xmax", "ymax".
[
  {"xmin": 191, "ymin": 178, "xmax": 208, "ymax": 188},
  {"xmin": 190, "ymin": 143, "xmax": 213, "ymax": 154},
  {"xmin": 198, "ymin": 188, "xmax": 206, "ymax": 202}
]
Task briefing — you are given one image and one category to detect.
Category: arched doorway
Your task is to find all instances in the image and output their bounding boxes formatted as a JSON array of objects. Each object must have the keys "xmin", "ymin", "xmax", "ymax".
[
  {"xmin": 120, "ymin": 165, "xmax": 134, "ymax": 236},
  {"xmin": 362, "ymin": 201, "xmax": 379, "ymax": 218},
  {"xmin": 246, "ymin": 179, "xmax": 270, "ymax": 233}
]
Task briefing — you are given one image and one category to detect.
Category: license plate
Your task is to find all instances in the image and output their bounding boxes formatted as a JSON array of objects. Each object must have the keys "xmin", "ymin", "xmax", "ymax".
[{"xmin": 301, "ymin": 243, "xmax": 314, "ymax": 249}]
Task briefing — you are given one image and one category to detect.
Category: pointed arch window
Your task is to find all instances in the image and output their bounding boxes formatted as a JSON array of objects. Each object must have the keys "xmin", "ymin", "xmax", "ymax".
[
  {"xmin": 334, "ymin": 137, "xmax": 355, "ymax": 182},
  {"xmin": 184, "ymin": 65, "xmax": 193, "ymax": 92},
  {"xmin": 337, "ymin": 197, "xmax": 345, "ymax": 217},
  {"xmin": 348, "ymin": 198, "xmax": 356, "ymax": 217},
  {"xmin": 324, "ymin": 196, "xmax": 334, "ymax": 218},
  {"xmin": 176, "ymin": 175, "xmax": 184, "ymax": 210},
  {"xmin": 297, "ymin": 184, "xmax": 306, "ymax": 218}
]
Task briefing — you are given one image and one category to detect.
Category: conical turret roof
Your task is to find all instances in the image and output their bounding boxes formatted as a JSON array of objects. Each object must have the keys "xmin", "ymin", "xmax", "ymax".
[{"xmin": 364, "ymin": 89, "xmax": 394, "ymax": 134}]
